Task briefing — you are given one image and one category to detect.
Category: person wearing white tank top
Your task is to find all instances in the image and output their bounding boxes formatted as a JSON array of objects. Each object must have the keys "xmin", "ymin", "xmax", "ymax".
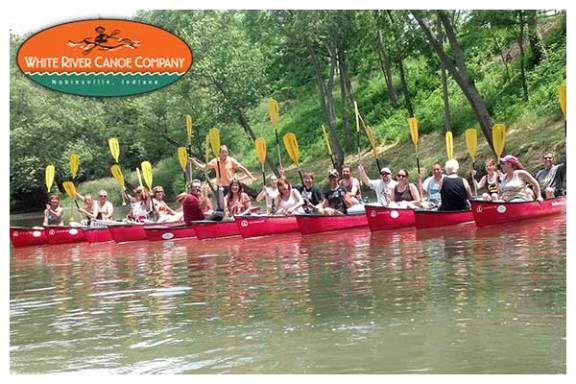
[
  {"xmin": 498, "ymin": 155, "xmax": 542, "ymax": 202},
  {"xmin": 274, "ymin": 178, "xmax": 305, "ymax": 215}
]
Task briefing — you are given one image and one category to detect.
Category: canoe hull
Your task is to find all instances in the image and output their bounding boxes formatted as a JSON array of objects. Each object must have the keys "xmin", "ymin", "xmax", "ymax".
[
  {"xmin": 144, "ymin": 225, "xmax": 197, "ymax": 242},
  {"xmin": 296, "ymin": 213, "xmax": 368, "ymax": 235},
  {"xmin": 83, "ymin": 227, "xmax": 114, "ymax": 243},
  {"xmin": 471, "ymin": 197, "xmax": 566, "ymax": 227},
  {"xmin": 108, "ymin": 224, "xmax": 147, "ymax": 243},
  {"xmin": 45, "ymin": 226, "xmax": 87, "ymax": 245},
  {"xmin": 192, "ymin": 220, "xmax": 240, "ymax": 240},
  {"xmin": 10, "ymin": 227, "xmax": 48, "ymax": 248},
  {"xmin": 365, "ymin": 205, "xmax": 415, "ymax": 231},
  {"xmin": 414, "ymin": 209, "xmax": 474, "ymax": 229},
  {"xmin": 235, "ymin": 215, "xmax": 299, "ymax": 238}
]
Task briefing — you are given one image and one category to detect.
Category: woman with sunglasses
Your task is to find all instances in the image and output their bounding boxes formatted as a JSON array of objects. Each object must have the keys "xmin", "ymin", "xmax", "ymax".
[
  {"xmin": 126, "ymin": 186, "xmax": 150, "ymax": 222},
  {"xmin": 95, "ymin": 190, "xmax": 114, "ymax": 220},
  {"xmin": 498, "ymin": 155, "xmax": 542, "ymax": 202},
  {"xmin": 391, "ymin": 169, "xmax": 421, "ymax": 208},
  {"xmin": 152, "ymin": 186, "xmax": 181, "ymax": 223},
  {"xmin": 274, "ymin": 177, "xmax": 305, "ymax": 216}
]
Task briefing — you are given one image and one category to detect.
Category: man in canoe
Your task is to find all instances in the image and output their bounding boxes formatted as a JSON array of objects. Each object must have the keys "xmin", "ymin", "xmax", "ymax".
[
  {"xmin": 339, "ymin": 164, "xmax": 362, "ymax": 205},
  {"xmin": 190, "ymin": 145, "xmax": 256, "ymax": 209},
  {"xmin": 535, "ymin": 152, "xmax": 565, "ymax": 199},
  {"xmin": 294, "ymin": 172, "xmax": 323, "ymax": 213},
  {"xmin": 418, "ymin": 162, "xmax": 444, "ymax": 209},
  {"xmin": 358, "ymin": 164, "xmax": 397, "ymax": 206},
  {"xmin": 317, "ymin": 169, "xmax": 350, "ymax": 215},
  {"xmin": 180, "ymin": 180, "xmax": 206, "ymax": 224}
]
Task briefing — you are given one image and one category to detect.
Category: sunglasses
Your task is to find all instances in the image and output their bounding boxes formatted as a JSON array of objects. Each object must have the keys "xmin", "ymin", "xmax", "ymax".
[
  {"xmin": 99, "ymin": 195, "xmax": 107, "ymax": 198},
  {"xmin": 380, "ymin": 172, "xmax": 390, "ymax": 176},
  {"xmin": 397, "ymin": 174, "xmax": 406, "ymax": 178},
  {"xmin": 543, "ymin": 157, "xmax": 553, "ymax": 160}
]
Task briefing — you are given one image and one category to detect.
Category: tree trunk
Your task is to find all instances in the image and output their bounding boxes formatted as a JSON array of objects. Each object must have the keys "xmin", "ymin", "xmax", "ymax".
[
  {"xmin": 377, "ymin": 29, "xmax": 398, "ymax": 108},
  {"xmin": 437, "ymin": 16, "xmax": 452, "ymax": 133},
  {"xmin": 526, "ymin": 10, "xmax": 547, "ymax": 67},
  {"xmin": 397, "ymin": 58, "xmax": 414, "ymax": 117},
  {"xmin": 494, "ymin": 37, "xmax": 511, "ymax": 83},
  {"xmin": 307, "ymin": 40, "xmax": 344, "ymax": 169},
  {"xmin": 412, "ymin": 11, "xmax": 497, "ymax": 156},
  {"xmin": 338, "ymin": 46, "xmax": 352, "ymax": 149},
  {"xmin": 518, "ymin": 10, "xmax": 529, "ymax": 101}
]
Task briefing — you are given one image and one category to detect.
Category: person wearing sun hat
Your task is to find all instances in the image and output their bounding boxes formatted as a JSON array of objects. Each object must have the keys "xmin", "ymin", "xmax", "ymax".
[
  {"xmin": 358, "ymin": 163, "xmax": 397, "ymax": 206},
  {"xmin": 95, "ymin": 189, "xmax": 114, "ymax": 220},
  {"xmin": 498, "ymin": 155, "xmax": 543, "ymax": 202}
]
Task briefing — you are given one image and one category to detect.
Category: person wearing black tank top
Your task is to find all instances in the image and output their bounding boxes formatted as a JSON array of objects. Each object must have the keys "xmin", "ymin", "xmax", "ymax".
[
  {"xmin": 391, "ymin": 169, "xmax": 421, "ymax": 209},
  {"xmin": 439, "ymin": 160, "xmax": 473, "ymax": 211}
]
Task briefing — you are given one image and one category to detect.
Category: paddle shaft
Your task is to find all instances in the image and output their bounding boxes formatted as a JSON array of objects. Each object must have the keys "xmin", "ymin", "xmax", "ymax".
[{"xmin": 275, "ymin": 130, "xmax": 283, "ymax": 169}]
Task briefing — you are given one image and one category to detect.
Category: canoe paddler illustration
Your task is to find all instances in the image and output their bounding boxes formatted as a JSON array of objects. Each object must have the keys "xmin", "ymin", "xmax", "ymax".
[{"xmin": 68, "ymin": 26, "xmax": 141, "ymax": 54}]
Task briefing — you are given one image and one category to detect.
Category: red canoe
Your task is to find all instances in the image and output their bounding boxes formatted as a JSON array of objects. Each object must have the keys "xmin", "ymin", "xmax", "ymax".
[
  {"xmin": 10, "ymin": 227, "xmax": 48, "ymax": 248},
  {"xmin": 144, "ymin": 224, "xmax": 197, "ymax": 242},
  {"xmin": 471, "ymin": 197, "xmax": 566, "ymax": 227},
  {"xmin": 235, "ymin": 215, "xmax": 300, "ymax": 238},
  {"xmin": 414, "ymin": 209, "xmax": 474, "ymax": 229},
  {"xmin": 45, "ymin": 226, "xmax": 87, "ymax": 245},
  {"xmin": 108, "ymin": 223, "xmax": 147, "ymax": 243},
  {"xmin": 365, "ymin": 205, "xmax": 415, "ymax": 231},
  {"xmin": 82, "ymin": 227, "xmax": 114, "ymax": 243},
  {"xmin": 192, "ymin": 219, "xmax": 240, "ymax": 240},
  {"xmin": 296, "ymin": 212, "xmax": 368, "ymax": 235}
]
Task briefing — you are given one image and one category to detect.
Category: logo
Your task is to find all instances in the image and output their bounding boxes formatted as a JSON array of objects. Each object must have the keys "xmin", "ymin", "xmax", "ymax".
[
  {"xmin": 32, "ymin": 231, "xmax": 43, "ymax": 238},
  {"xmin": 161, "ymin": 232, "xmax": 175, "ymax": 240},
  {"xmin": 241, "ymin": 220, "xmax": 248, "ymax": 228},
  {"xmin": 497, "ymin": 205, "xmax": 507, "ymax": 214},
  {"xmin": 390, "ymin": 210, "xmax": 399, "ymax": 219},
  {"xmin": 17, "ymin": 19, "xmax": 193, "ymax": 97},
  {"xmin": 369, "ymin": 210, "xmax": 376, "ymax": 217},
  {"xmin": 69, "ymin": 228, "xmax": 79, "ymax": 235}
]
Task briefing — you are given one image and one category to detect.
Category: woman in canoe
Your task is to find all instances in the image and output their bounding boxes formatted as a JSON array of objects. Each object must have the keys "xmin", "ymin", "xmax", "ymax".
[
  {"xmin": 498, "ymin": 155, "xmax": 543, "ymax": 202},
  {"xmin": 76, "ymin": 193, "xmax": 98, "ymax": 225},
  {"xmin": 152, "ymin": 186, "xmax": 182, "ymax": 223},
  {"xmin": 95, "ymin": 190, "xmax": 114, "ymax": 221},
  {"xmin": 126, "ymin": 186, "xmax": 150, "ymax": 222},
  {"xmin": 200, "ymin": 182, "xmax": 214, "ymax": 216},
  {"xmin": 226, "ymin": 179, "xmax": 253, "ymax": 216},
  {"xmin": 256, "ymin": 174, "xmax": 279, "ymax": 214},
  {"xmin": 43, "ymin": 194, "xmax": 64, "ymax": 226},
  {"xmin": 470, "ymin": 158, "xmax": 502, "ymax": 201},
  {"xmin": 390, "ymin": 169, "xmax": 421, "ymax": 209},
  {"xmin": 438, "ymin": 159, "xmax": 473, "ymax": 211},
  {"xmin": 274, "ymin": 177, "xmax": 305, "ymax": 215},
  {"xmin": 294, "ymin": 172, "xmax": 323, "ymax": 213}
]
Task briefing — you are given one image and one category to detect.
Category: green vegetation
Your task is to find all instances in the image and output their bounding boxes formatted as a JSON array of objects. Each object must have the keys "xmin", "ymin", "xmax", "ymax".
[{"xmin": 10, "ymin": 10, "xmax": 566, "ymax": 211}]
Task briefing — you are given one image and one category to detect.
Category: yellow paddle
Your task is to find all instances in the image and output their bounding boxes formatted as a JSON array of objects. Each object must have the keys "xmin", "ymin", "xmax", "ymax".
[
  {"xmin": 45, "ymin": 164, "xmax": 55, "ymax": 193},
  {"xmin": 70, "ymin": 153, "xmax": 79, "ymax": 180},
  {"xmin": 445, "ymin": 131, "xmax": 454, "ymax": 160},
  {"xmin": 108, "ymin": 138, "xmax": 120, "ymax": 163},
  {"xmin": 559, "ymin": 84, "xmax": 566, "ymax": 118},
  {"xmin": 62, "ymin": 180, "xmax": 80, "ymax": 222},
  {"xmin": 365, "ymin": 125, "xmax": 382, "ymax": 171},
  {"xmin": 177, "ymin": 146, "xmax": 188, "ymax": 187},
  {"xmin": 110, "ymin": 164, "xmax": 127, "ymax": 206},
  {"xmin": 267, "ymin": 98, "xmax": 283, "ymax": 169},
  {"xmin": 354, "ymin": 101, "xmax": 361, "ymax": 163},
  {"xmin": 322, "ymin": 125, "xmax": 336, "ymax": 169},
  {"xmin": 408, "ymin": 117, "xmax": 420, "ymax": 174},
  {"xmin": 283, "ymin": 132, "xmax": 304, "ymax": 184},
  {"xmin": 186, "ymin": 114, "xmax": 193, "ymax": 182},
  {"xmin": 255, "ymin": 137, "xmax": 267, "ymax": 187},
  {"xmin": 465, "ymin": 128, "xmax": 478, "ymax": 196},
  {"xmin": 492, "ymin": 124, "xmax": 506, "ymax": 159},
  {"xmin": 141, "ymin": 161, "xmax": 153, "ymax": 192}
]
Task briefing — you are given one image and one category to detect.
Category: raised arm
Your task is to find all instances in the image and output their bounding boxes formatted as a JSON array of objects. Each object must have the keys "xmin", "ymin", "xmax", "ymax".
[{"xmin": 358, "ymin": 164, "xmax": 371, "ymax": 186}]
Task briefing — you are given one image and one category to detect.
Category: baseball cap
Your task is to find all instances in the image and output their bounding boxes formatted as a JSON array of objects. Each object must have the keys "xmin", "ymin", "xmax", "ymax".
[
  {"xmin": 380, "ymin": 167, "xmax": 392, "ymax": 175},
  {"xmin": 328, "ymin": 169, "xmax": 339, "ymax": 178}
]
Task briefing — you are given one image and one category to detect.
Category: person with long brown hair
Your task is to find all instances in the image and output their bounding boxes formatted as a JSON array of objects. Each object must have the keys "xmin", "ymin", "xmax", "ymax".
[
  {"xmin": 274, "ymin": 177, "xmax": 305, "ymax": 215},
  {"xmin": 390, "ymin": 169, "xmax": 421, "ymax": 208},
  {"xmin": 226, "ymin": 179, "xmax": 252, "ymax": 216}
]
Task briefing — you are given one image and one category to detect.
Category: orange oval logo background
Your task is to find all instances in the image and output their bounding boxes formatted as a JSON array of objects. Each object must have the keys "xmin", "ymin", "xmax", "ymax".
[{"xmin": 17, "ymin": 19, "xmax": 193, "ymax": 96}]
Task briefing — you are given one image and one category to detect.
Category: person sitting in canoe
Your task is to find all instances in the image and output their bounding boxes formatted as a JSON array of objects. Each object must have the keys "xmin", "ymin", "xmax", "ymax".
[
  {"xmin": 152, "ymin": 186, "xmax": 182, "ymax": 223},
  {"xmin": 498, "ymin": 155, "xmax": 543, "ymax": 202},
  {"xmin": 339, "ymin": 164, "xmax": 362, "ymax": 206},
  {"xmin": 438, "ymin": 159, "xmax": 474, "ymax": 211},
  {"xmin": 535, "ymin": 151, "xmax": 565, "ymax": 199},
  {"xmin": 226, "ymin": 179, "xmax": 253, "ymax": 216},
  {"xmin": 274, "ymin": 177, "xmax": 305, "ymax": 215},
  {"xmin": 200, "ymin": 182, "xmax": 214, "ymax": 216},
  {"xmin": 94, "ymin": 190, "xmax": 114, "ymax": 221},
  {"xmin": 76, "ymin": 193, "xmax": 98, "ymax": 226},
  {"xmin": 389, "ymin": 169, "xmax": 421, "ymax": 209},
  {"xmin": 470, "ymin": 158, "xmax": 502, "ymax": 201},
  {"xmin": 179, "ymin": 180, "xmax": 206, "ymax": 224},
  {"xmin": 358, "ymin": 164, "xmax": 397, "ymax": 206},
  {"xmin": 317, "ymin": 169, "xmax": 351, "ymax": 215},
  {"xmin": 126, "ymin": 186, "xmax": 151, "ymax": 222},
  {"xmin": 190, "ymin": 145, "xmax": 256, "ymax": 209},
  {"xmin": 418, "ymin": 162, "xmax": 444, "ymax": 208},
  {"xmin": 43, "ymin": 194, "xmax": 64, "ymax": 226},
  {"xmin": 294, "ymin": 172, "xmax": 323, "ymax": 213},
  {"xmin": 256, "ymin": 174, "xmax": 279, "ymax": 214}
]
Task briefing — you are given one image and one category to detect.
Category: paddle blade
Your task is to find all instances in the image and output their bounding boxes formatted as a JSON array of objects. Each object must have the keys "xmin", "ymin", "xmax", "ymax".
[
  {"xmin": 492, "ymin": 124, "xmax": 506, "ymax": 159},
  {"xmin": 70, "ymin": 153, "xmax": 79, "ymax": 179},
  {"xmin": 141, "ymin": 161, "xmax": 153, "ymax": 190},
  {"xmin": 445, "ymin": 131, "xmax": 454, "ymax": 160},
  {"xmin": 208, "ymin": 128, "xmax": 220, "ymax": 157},
  {"xmin": 110, "ymin": 164, "xmax": 125, "ymax": 189},
  {"xmin": 267, "ymin": 98, "xmax": 280, "ymax": 127},
  {"xmin": 465, "ymin": 128, "xmax": 477, "ymax": 159},
  {"xmin": 559, "ymin": 84, "xmax": 566, "ymax": 118},
  {"xmin": 321, "ymin": 125, "xmax": 333, "ymax": 156},
  {"xmin": 255, "ymin": 138, "xmax": 267, "ymax": 165},
  {"xmin": 45, "ymin": 164, "xmax": 55, "ymax": 192},
  {"xmin": 354, "ymin": 101, "xmax": 361, "ymax": 133},
  {"xmin": 408, "ymin": 117, "xmax": 419, "ymax": 146},
  {"xmin": 62, "ymin": 181, "xmax": 77, "ymax": 199},
  {"xmin": 366, "ymin": 125, "xmax": 379, "ymax": 159},
  {"xmin": 108, "ymin": 138, "xmax": 120, "ymax": 163},
  {"xmin": 186, "ymin": 114, "xmax": 193, "ymax": 143},
  {"xmin": 177, "ymin": 147, "xmax": 188, "ymax": 172},
  {"xmin": 283, "ymin": 132, "xmax": 300, "ymax": 166}
]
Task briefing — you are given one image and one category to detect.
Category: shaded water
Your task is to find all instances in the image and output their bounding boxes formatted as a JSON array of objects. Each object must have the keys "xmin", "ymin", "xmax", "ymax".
[{"xmin": 10, "ymin": 215, "xmax": 565, "ymax": 373}]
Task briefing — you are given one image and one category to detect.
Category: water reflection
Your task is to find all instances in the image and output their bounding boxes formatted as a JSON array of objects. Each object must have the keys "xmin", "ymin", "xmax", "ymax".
[{"xmin": 11, "ymin": 215, "xmax": 565, "ymax": 373}]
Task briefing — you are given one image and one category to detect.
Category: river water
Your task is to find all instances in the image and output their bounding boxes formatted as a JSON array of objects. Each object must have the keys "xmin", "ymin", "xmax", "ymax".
[{"xmin": 10, "ymin": 214, "xmax": 565, "ymax": 374}]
